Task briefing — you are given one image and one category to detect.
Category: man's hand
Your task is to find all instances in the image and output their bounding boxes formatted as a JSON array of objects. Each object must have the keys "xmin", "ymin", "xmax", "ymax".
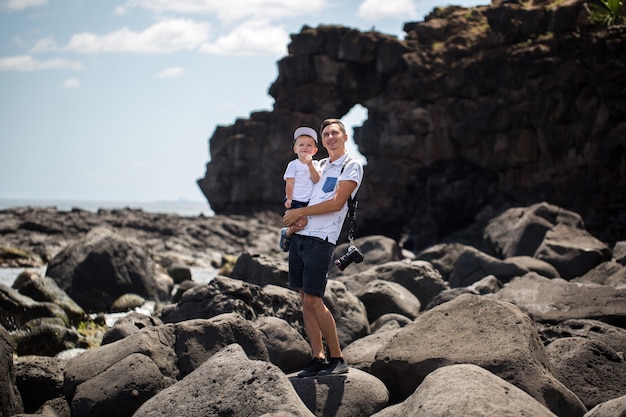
[
  {"xmin": 283, "ymin": 208, "xmax": 303, "ymax": 227},
  {"xmin": 285, "ymin": 217, "xmax": 307, "ymax": 236}
]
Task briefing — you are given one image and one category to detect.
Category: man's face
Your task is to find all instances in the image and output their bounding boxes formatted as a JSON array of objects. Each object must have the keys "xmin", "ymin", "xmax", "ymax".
[{"xmin": 321, "ymin": 123, "xmax": 346, "ymax": 150}]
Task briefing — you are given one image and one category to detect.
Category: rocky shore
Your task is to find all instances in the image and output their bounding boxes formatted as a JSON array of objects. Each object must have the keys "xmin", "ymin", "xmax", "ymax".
[{"xmin": 1, "ymin": 201, "xmax": 625, "ymax": 417}]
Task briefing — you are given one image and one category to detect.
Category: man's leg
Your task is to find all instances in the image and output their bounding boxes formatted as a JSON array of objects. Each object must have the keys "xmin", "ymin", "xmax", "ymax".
[
  {"xmin": 302, "ymin": 292, "xmax": 341, "ymax": 358},
  {"xmin": 300, "ymin": 290, "xmax": 325, "ymax": 359}
]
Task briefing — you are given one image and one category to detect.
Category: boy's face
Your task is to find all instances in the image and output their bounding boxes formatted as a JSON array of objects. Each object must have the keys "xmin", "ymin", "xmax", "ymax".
[{"xmin": 293, "ymin": 135, "xmax": 318, "ymax": 158}]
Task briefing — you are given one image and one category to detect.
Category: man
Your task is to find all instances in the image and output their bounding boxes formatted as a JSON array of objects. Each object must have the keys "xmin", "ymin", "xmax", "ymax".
[{"xmin": 283, "ymin": 118, "xmax": 364, "ymax": 377}]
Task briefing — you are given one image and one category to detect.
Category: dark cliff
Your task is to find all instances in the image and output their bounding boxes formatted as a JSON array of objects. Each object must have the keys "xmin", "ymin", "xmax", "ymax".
[{"xmin": 197, "ymin": 0, "xmax": 626, "ymax": 252}]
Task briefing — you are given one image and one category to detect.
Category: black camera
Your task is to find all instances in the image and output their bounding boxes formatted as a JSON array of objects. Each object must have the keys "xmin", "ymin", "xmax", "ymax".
[{"xmin": 334, "ymin": 245, "xmax": 364, "ymax": 271}]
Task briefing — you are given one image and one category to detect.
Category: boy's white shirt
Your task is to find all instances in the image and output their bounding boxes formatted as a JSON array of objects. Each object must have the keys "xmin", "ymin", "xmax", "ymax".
[
  {"xmin": 297, "ymin": 153, "xmax": 363, "ymax": 245},
  {"xmin": 283, "ymin": 158, "xmax": 321, "ymax": 202}
]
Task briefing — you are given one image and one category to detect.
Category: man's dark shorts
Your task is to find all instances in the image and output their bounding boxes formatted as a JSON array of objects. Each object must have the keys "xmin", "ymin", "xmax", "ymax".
[{"xmin": 288, "ymin": 234, "xmax": 334, "ymax": 297}]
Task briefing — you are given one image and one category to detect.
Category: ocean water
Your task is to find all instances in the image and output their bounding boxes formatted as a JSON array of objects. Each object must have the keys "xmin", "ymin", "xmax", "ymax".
[
  {"xmin": 0, "ymin": 198, "xmax": 217, "ymax": 288},
  {"xmin": 0, "ymin": 198, "xmax": 214, "ymax": 217}
]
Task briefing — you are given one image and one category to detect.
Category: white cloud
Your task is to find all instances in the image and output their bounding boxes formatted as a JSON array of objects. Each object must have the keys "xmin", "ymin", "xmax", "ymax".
[
  {"xmin": 64, "ymin": 19, "xmax": 210, "ymax": 54},
  {"xmin": 62, "ymin": 77, "xmax": 80, "ymax": 89},
  {"xmin": 0, "ymin": 55, "xmax": 84, "ymax": 71},
  {"xmin": 1, "ymin": 0, "xmax": 47, "ymax": 11},
  {"xmin": 30, "ymin": 37, "xmax": 59, "ymax": 53},
  {"xmin": 357, "ymin": 0, "xmax": 418, "ymax": 20},
  {"xmin": 155, "ymin": 67, "xmax": 185, "ymax": 79},
  {"xmin": 115, "ymin": 0, "xmax": 326, "ymax": 23},
  {"xmin": 199, "ymin": 21, "xmax": 288, "ymax": 57}
]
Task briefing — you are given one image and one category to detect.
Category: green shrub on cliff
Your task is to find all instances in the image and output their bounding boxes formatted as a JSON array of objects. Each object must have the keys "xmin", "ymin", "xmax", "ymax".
[{"xmin": 588, "ymin": 0, "xmax": 625, "ymax": 27}]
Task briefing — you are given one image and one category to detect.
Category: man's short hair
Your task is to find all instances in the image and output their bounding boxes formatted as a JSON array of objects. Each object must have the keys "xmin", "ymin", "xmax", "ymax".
[{"xmin": 320, "ymin": 118, "xmax": 346, "ymax": 135}]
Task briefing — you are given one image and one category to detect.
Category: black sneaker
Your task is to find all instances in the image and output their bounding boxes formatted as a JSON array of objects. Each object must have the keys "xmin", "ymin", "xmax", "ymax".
[
  {"xmin": 279, "ymin": 228, "xmax": 291, "ymax": 252},
  {"xmin": 297, "ymin": 358, "xmax": 327, "ymax": 378},
  {"xmin": 317, "ymin": 357, "xmax": 349, "ymax": 376}
]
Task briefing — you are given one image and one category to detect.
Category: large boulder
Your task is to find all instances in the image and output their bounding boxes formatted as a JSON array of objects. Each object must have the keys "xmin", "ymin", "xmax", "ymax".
[
  {"xmin": 132, "ymin": 344, "xmax": 315, "ymax": 417},
  {"xmin": 329, "ymin": 235, "xmax": 403, "ymax": 279},
  {"xmin": 159, "ymin": 276, "xmax": 304, "ymax": 333},
  {"xmin": 415, "ymin": 242, "xmax": 471, "ymax": 281},
  {"xmin": 534, "ymin": 224, "xmax": 612, "ymax": 279},
  {"xmin": 370, "ymin": 294, "xmax": 586, "ymax": 417},
  {"xmin": 342, "ymin": 329, "xmax": 400, "ymax": 373},
  {"xmin": 174, "ymin": 313, "xmax": 269, "ymax": 378},
  {"xmin": 17, "ymin": 396, "xmax": 70, "ymax": 417},
  {"xmin": 230, "ymin": 252, "xmax": 289, "ymax": 288},
  {"xmin": 584, "ymin": 395, "xmax": 626, "ymax": 417},
  {"xmin": 13, "ymin": 323, "xmax": 87, "ymax": 357},
  {"xmin": 323, "ymin": 280, "xmax": 370, "ymax": 347},
  {"xmin": 484, "ymin": 202, "xmax": 585, "ymax": 258},
  {"xmin": 336, "ymin": 260, "xmax": 449, "ymax": 310},
  {"xmin": 14, "ymin": 272, "xmax": 86, "ymax": 325},
  {"xmin": 63, "ymin": 314, "xmax": 275, "ymax": 416},
  {"xmin": 545, "ymin": 337, "xmax": 626, "ymax": 410},
  {"xmin": 491, "ymin": 272, "xmax": 626, "ymax": 322},
  {"xmin": 290, "ymin": 367, "xmax": 389, "ymax": 417},
  {"xmin": 0, "ymin": 284, "xmax": 69, "ymax": 331},
  {"xmin": 371, "ymin": 364, "xmax": 559, "ymax": 417},
  {"xmin": 70, "ymin": 353, "xmax": 173, "ymax": 417},
  {"xmin": 355, "ymin": 279, "xmax": 421, "ymax": 323},
  {"xmin": 63, "ymin": 325, "xmax": 179, "ymax": 403},
  {"xmin": 101, "ymin": 312, "xmax": 163, "ymax": 345},
  {"xmin": 483, "ymin": 202, "xmax": 612, "ymax": 280},
  {"xmin": 572, "ymin": 261, "xmax": 625, "ymax": 286},
  {"xmin": 370, "ymin": 313, "xmax": 413, "ymax": 333},
  {"xmin": 537, "ymin": 319, "xmax": 626, "ymax": 354},
  {"xmin": 14, "ymin": 355, "xmax": 65, "ymax": 414},
  {"xmin": 46, "ymin": 227, "xmax": 171, "ymax": 312},
  {"xmin": 253, "ymin": 316, "xmax": 311, "ymax": 374},
  {"xmin": 449, "ymin": 247, "xmax": 540, "ymax": 287},
  {"xmin": 0, "ymin": 325, "xmax": 23, "ymax": 416}
]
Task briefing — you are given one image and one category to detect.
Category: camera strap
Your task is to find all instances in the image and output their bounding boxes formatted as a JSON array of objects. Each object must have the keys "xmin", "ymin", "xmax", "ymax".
[{"xmin": 341, "ymin": 158, "xmax": 358, "ymax": 245}]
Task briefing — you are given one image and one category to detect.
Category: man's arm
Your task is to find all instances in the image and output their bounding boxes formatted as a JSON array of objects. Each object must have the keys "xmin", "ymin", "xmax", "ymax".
[{"xmin": 283, "ymin": 180, "xmax": 357, "ymax": 227}]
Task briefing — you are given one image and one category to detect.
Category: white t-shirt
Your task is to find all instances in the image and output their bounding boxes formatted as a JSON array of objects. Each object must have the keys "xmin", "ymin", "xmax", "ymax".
[
  {"xmin": 283, "ymin": 158, "xmax": 320, "ymax": 203},
  {"xmin": 297, "ymin": 153, "xmax": 363, "ymax": 245}
]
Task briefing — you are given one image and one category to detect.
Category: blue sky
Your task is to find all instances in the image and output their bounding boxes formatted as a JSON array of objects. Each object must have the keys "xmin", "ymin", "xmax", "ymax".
[{"xmin": 0, "ymin": 0, "xmax": 483, "ymax": 204}]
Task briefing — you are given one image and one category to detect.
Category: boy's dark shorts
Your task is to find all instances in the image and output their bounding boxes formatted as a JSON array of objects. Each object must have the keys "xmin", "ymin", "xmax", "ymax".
[
  {"xmin": 288, "ymin": 234, "xmax": 334, "ymax": 297},
  {"xmin": 286, "ymin": 199, "xmax": 308, "ymax": 209}
]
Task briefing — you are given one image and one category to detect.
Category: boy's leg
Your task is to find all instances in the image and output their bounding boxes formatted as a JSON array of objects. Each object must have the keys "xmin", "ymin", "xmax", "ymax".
[{"xmin": 279, "ymin": 201, "xmax": 308, "ymax": 252}]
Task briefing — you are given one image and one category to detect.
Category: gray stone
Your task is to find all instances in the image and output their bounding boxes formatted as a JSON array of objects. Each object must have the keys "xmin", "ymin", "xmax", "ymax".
[
  {"xmin": 253, "ymin": 316, "xmax": 310, "ymax": 374},
  {"xmin": 545, "ymin": 337, "xmax": 626, "ymax": 410},
  {"xmin": 231, "ymin": 252, "xmax": 289, "ymax": 288},
  {"xmin": 290, "ymin": 367, "xmax": 389, "ymax": 417},
  {"xmin": 14, "ymin": 355, "xmax": 65, "ymax": 414},
  {"xmin": 356, "ymin": 279, "xmax": 421, "ymax": 322},
  {"xmin": 45, "ymin": 227, "xmax": 171, "ymax": 312},
  {"xmin": 484, "ymin": 202, "xmax": 584, "ymax": 259},
  {"xmin": 371, "ymin": 364, "xmax": 558, "ymax": 417},
  {"xmin": 0, "ymin": 325, "xmax": 23, "ymax": 415},
  {"xmin": 133, "ymin": 344, "xmax": 315, "ymax": 417},
  {"xmin": 535, "ymin": 224, "xmax": 612, "ymax": 280},
  {"xmin": 70, "ymin": 353, "xmax": 173, "ymax": 417},
  {"xmin": 491, "ymin": 272, "xmax": 626, "ymax": 323},
  {"xmin": 584, "ymin": 395, "xmax": 626, "ymax": 417},
  {"xmin": 174, "ymin": 313, "xmax": 269, "ymax": 378},
  {"xmin": 370, "ymin": 294, "xmax": 586, "ymax": 417}
]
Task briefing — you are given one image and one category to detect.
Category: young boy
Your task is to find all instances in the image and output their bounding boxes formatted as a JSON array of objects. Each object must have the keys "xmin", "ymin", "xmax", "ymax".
[{"xmin": 279, "ymin": 127, "xmax": 320, "ymax": 252}]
